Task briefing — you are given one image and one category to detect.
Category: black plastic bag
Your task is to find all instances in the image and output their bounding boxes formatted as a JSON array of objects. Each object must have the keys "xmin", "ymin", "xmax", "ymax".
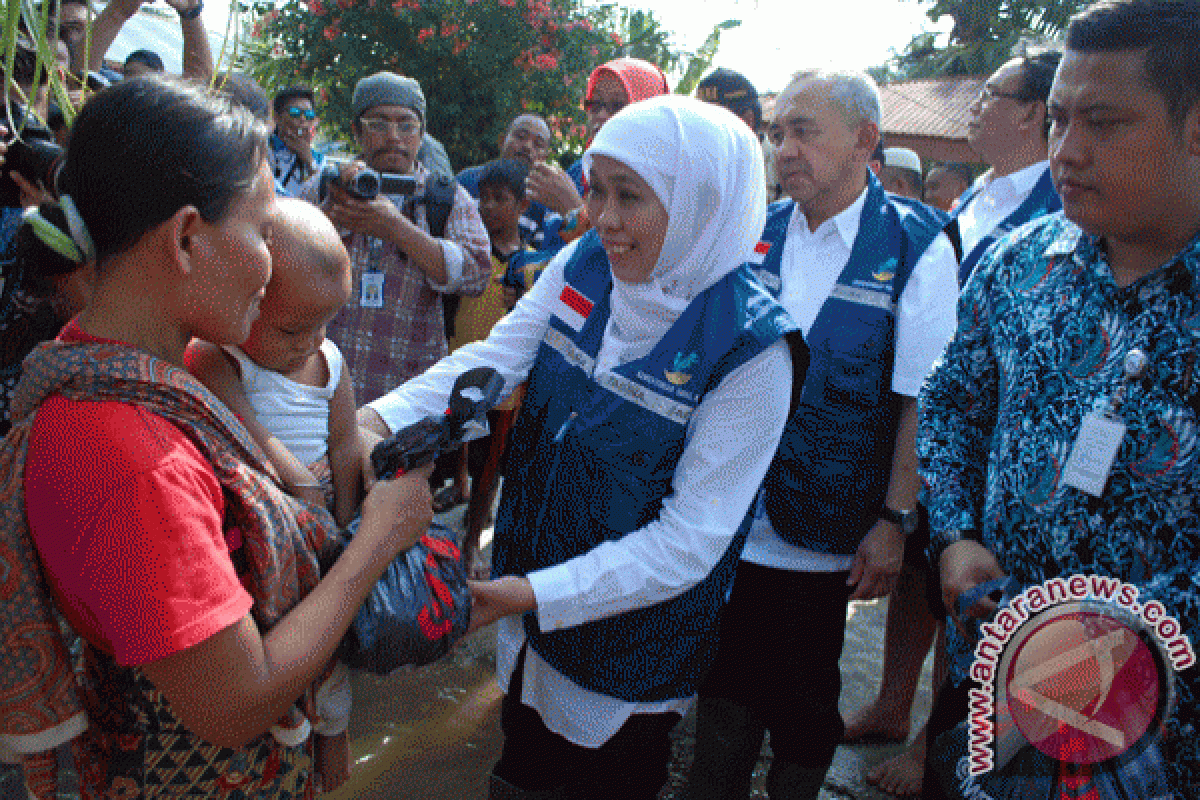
[
  {"xmin": 337, "ymin": 518, "xmax": 471, "ymax": 673},
  {"xmin": 330, "ymin": 368, "xmax": 505, "ymax": 673}
]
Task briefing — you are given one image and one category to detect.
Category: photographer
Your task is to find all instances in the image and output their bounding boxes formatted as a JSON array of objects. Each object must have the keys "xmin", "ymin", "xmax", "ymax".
[{"xmin": 300, "ymin": 72, "xmax": 490, "ymax": 405}]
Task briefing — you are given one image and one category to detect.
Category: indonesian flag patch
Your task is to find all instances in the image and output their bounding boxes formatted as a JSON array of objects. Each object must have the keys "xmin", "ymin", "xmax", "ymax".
[
  {"xmin": 749, "ymin": 240, "xmax": 771, "ymax": 265},
  {"xmin": 555, "ymin": 284, "xmax": 594, "ymax": 332}
]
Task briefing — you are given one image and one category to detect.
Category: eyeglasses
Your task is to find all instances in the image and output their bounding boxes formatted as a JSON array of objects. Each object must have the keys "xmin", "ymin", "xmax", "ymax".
[
  {"xmin": 585, "ymin": 100, "xmax": 626, "ymax": 115},
  {"xmin": 977, "ymin": 85, "xmax": 1027, "ymax": 105},
  {"xmin": 286, "ymin": 107, "xmax": 317, "ymax": 120},
  {"xmin": 360, "ymin": 117, "xmax": 421, "ymax": 136}
]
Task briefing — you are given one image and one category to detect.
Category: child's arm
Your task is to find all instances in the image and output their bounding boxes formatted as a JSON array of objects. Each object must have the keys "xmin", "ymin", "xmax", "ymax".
[
  {"xmin": 185, "ymin": 341, "xmax": 328, "ymax": 509},
  {"xmin": 327, "ymin": 363, "xmax": 364, "ymax": 528}
]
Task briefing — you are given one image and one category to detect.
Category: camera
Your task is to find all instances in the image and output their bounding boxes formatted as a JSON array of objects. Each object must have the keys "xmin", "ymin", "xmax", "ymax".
[
  {"xmin": 318, "ymin": 163, "xmax": 417, "ymax": 202},
  {"xmin": 0, "ymin": 117, "xmax": 64, "ymax": 209}
]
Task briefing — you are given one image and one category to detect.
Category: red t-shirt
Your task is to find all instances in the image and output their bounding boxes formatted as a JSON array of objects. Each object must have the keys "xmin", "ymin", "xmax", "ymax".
[{"xmin": 24, "ymin": 323, "xmax": 254, "ymax": 666}]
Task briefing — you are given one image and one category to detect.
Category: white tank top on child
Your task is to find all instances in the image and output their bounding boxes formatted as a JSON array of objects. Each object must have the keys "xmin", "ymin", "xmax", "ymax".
[{"xmin": 222, "ymin": 340, "xmax": 344, "ymax": 466}]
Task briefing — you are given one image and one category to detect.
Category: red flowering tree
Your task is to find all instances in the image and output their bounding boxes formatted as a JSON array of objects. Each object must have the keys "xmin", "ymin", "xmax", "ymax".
[{"xmin": 245, "ymin": 0, "xmax": 679, "ymax": 169}]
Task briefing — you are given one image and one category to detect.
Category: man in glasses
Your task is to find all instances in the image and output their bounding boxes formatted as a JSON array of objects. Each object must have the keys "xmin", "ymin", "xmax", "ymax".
[
  {"xmin": 271, "ymin": 86, "xmax": 324, "ymax": 197},
  {"xmin": 302, "ymin": 72, "xmax": 490, "ymax": 405},
  {"xmin": 946, "ymin": 48, "xmax": 1063, "ymax": 284}
]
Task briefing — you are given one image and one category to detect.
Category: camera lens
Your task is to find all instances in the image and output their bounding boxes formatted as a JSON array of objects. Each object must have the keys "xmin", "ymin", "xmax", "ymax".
[{"xmin": 352, "ymin": 170, "xmax": 381, "ymax": 199}]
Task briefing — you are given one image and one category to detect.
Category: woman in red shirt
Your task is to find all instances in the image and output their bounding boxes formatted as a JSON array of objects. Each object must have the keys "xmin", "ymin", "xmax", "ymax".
[{"xmin": 0, "ymin": 78, "xmax": 432, "ymax": 798}]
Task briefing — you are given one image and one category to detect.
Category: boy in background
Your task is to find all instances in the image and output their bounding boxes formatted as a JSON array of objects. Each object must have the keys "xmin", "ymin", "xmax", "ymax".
[{"xmin": 449, "ymin": 159, "xmax": 533, "ymax": 577}]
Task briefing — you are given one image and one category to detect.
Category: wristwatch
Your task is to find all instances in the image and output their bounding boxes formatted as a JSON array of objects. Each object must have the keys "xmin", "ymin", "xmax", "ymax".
[{"xmin": 879, "ymin": 506, "xmax": 920, "ymax": 535}]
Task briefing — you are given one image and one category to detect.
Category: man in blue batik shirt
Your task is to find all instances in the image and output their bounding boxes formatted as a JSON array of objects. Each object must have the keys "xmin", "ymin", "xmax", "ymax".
[{"xmin": 919, "ymin": 1, "xmax": 1200, "ymax": 796}]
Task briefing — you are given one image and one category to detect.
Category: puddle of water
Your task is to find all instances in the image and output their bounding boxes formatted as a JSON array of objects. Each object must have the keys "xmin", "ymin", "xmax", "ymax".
[{"xmin": 329, "ymin": 628, "xmax": 504, "ymax": 800}]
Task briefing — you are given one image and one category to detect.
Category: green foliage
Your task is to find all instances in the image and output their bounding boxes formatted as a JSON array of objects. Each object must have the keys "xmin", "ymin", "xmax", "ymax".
[
  {"xmin": 1, "ymin": 0, "xmax": 77, "ymax": 130},
  {"xmin": 245, "ymin": 0, "xmax": 712, "ymax": 170},
  {"xmin": 674, "ymin": 18, "xmax": 739, "ymax": 97},
  {"xmin": 873, "ymin": 0, "xmax": 1082, "ymax": 82}
]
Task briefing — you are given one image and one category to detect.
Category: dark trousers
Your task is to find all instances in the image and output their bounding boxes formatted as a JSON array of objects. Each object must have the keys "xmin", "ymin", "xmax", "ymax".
[
  {"xmin": 492, "ymin": 649, "xmax": 681, "ymax": 800},
  {"xmin": 698, "ymin": 563, "xmax": 854, "ymax": 769}
]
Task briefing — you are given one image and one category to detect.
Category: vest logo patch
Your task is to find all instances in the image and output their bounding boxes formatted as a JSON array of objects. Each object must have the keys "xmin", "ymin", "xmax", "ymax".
[
  {"xmin": 665, "ymin": 351, "xmax": 698, "ymax": 386},
  {"xmin": 870, "ymin": 257, "xmax": 898, "ymax": 284},
  {"xmin": 749, "ymin": 240, "xmax": 771, "ymax": 265},
  {"xmin": 555, "ymin": 284, "xmax": 594, "ymax": 332}
]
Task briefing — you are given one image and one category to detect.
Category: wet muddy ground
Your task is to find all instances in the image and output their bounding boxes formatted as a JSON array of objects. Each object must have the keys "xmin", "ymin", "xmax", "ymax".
[
  {"xmin": 2, "ymin": 508, "xmax": 936, "ymax": 800},
  {"xmin": 330, "ymin": 507, "xmax": 938, "ymax": 800}
]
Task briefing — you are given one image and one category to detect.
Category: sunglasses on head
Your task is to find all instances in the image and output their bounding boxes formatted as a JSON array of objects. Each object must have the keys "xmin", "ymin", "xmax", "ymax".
[{"xmin": 286, "ymin": 107, "xmax": 317, "ymax": 120}]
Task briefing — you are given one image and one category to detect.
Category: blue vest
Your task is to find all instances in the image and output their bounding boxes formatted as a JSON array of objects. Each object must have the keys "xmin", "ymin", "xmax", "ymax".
[
  {"xmin": 751, "ymin": 175, "xmax": 945, "ymax": 554},
  {"xmin": 946, "ymin": 166, "xmax": 1061, "ymax": 284},
  {"xmin": 492, "ymin": 230, "xmax": 795, "ymax": 701}
]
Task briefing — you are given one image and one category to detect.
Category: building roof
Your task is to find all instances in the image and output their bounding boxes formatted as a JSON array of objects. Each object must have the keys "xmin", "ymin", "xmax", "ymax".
[{"xmin": 879, "ymin": 75, "xmax": 986, "ymax": 141}]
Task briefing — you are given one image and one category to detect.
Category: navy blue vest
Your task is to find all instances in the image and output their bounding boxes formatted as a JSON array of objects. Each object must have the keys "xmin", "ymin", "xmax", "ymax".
[
  {"xmin": 945, "ymin": 166, "xmax": 1061, "ymax": 285},
  {"xmin": 492, "ymin": 230, "xmax": 795, "ymax": 701},
  {"xmin": 751, "ymin": 175, "xmax": 945, "ymax": 554}
]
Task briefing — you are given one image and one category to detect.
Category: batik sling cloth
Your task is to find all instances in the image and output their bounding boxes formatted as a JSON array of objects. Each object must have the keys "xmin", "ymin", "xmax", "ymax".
[{"xmin": 0, "ymin": 339, "xmax": 339, "ymax": 798}]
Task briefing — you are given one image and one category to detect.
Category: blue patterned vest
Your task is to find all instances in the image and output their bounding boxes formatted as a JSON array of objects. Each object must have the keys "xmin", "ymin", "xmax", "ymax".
[
  {"xmin": 492, "ymin": 230, "xmax": 795, "ymax": 701},
  {"xmin": 750, "ymin": 176, "xmax": 945, "ymax": 554}
]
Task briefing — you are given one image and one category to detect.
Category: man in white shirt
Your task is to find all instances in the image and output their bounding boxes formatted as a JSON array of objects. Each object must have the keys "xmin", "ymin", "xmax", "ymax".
[
  {"xmin": 681, "ymin": 69, "xmax": 959, "ymax": 800},
  {"xmin": 846, "ymin": 47, "xmax": 1063, "ymax": 798},
  {"xmin": 949, "ymin": 48, "xmax": 1063, "ymax": 284}
]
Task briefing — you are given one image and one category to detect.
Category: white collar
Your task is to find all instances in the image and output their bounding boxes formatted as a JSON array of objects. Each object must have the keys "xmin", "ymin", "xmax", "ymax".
[
  {"xmin": 983, "ymin": 160, "xmax": 1048, "ymax": 196},
  {"xmin": 789, "ymin": 186, "xmax": 869, "ymax": 251}
]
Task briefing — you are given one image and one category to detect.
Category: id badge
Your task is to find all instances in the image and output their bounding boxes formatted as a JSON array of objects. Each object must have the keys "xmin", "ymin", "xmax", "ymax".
[
  {"xmin": 1060, "ymin": 411, "xmax": 1127, "ymax": 497},
  {"xmin": 361, "ymin": 271, "xmax": 384, "ymax": 308}
]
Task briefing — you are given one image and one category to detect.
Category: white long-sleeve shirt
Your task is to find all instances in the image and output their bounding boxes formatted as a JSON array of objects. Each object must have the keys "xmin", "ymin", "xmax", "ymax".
[
  {"xmin": 956, "ymin": 161, "xmax": 1050, "ymax": 256},
  {"xmin": 369, "ymin": 240, "xmax": 792, "ymax": 747},
  {"xmin": 740, "ymin": 188, "xmax": 960, "ymax": 572}
]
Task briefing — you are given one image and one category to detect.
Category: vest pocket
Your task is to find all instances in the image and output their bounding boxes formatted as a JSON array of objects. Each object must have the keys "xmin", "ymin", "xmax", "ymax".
[
  {"xmin": 822, "ymin": 351, "xmax": 888, "ymax": 409},
  {"xmin": 575, "ymin": 422, "xmax": 680, "ymax": 536}
]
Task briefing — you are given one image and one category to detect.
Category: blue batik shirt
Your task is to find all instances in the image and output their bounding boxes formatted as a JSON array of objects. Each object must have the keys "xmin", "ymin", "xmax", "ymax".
[{"xmin": 918, "ymin": 212, "xmax": 1200, "ymax": 793}]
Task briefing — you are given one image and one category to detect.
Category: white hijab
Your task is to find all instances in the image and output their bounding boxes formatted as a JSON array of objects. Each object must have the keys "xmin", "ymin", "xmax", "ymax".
[{"xmin": 582, "ymin": 95, "xmax": 767, "ymax": 366}]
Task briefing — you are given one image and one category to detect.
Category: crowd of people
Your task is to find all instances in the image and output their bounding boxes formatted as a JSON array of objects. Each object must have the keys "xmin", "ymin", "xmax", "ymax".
[{"xmin": 0, "ymin": 0, "xmax": 1198, "ymax": 799}]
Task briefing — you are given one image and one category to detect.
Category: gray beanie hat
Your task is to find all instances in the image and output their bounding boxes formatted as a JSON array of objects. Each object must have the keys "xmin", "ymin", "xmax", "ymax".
[{"xmin": 352, "ymin": 72, "xmax": 426, "ymax": 123}]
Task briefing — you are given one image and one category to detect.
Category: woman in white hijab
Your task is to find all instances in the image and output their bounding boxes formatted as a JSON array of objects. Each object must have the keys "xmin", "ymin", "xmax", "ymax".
[{"xmin": 361, "ymin": 95, "xmax": 799, "ymax": 800}]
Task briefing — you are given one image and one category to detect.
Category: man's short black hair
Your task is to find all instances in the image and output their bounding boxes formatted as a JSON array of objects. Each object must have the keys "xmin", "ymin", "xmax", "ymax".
[
  {"xmin": 1009, "ymin": 45, "xmax": 1061, "ymax": 138},
  {"xmin": 124, "ymin": 49, "xmax": 164, "ymax": 72},
  {"xmin": 477, "ymin": 158, "xmax": 528, "ymax": 199},
  {"xmin": 696, "ymin": 67, "xmax": 763, "ymax": 130},
  {"xmin": 1066, "ymin": 0, "xmax": 1200, "ymax": 128},
  {"xmin": 273, "ymin": 86, "xmax": 316, "ymax": 116},
  {"xmin": 1013, "ymin": 46, "xmax": 1062, "ymax": 105}
]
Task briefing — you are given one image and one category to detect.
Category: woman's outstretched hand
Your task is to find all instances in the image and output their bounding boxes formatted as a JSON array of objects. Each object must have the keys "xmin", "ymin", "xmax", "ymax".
[
  {"xmin": 359, "ymin": 463, "xmax": 434, "ymax": 556},
  {"xmin": 467, "ymin": 576, "xmax": 536, "ymax": 633}
]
